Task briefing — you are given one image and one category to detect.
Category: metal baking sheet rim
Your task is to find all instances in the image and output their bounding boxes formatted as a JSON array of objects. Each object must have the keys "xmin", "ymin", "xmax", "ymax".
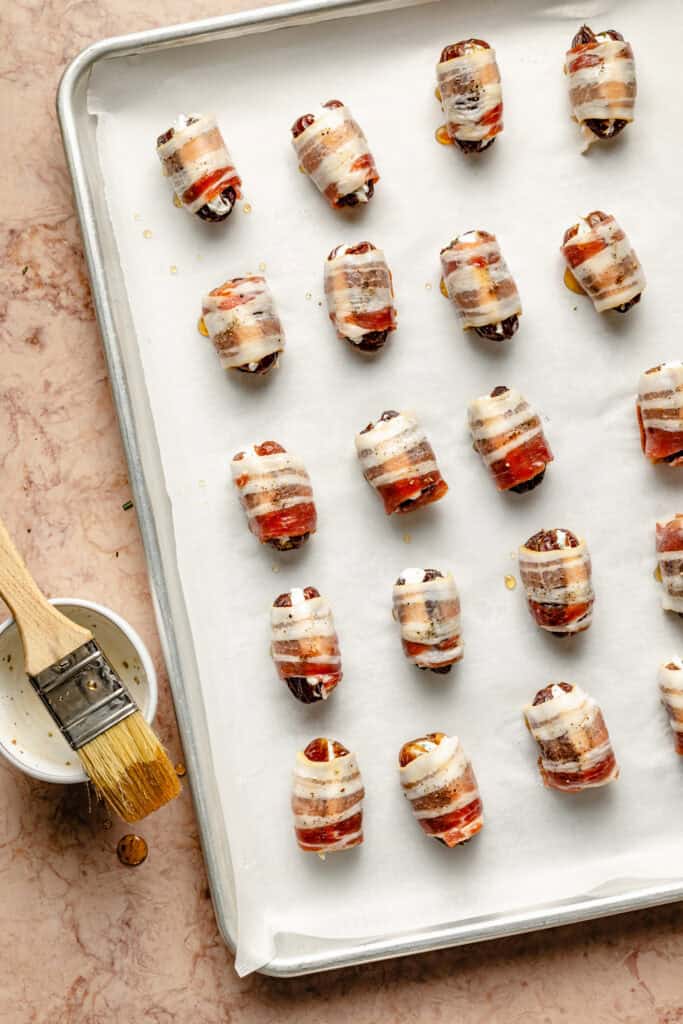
[{"xmin": 56, "ymin": 0, "xmax": 683, "ymax": 977}]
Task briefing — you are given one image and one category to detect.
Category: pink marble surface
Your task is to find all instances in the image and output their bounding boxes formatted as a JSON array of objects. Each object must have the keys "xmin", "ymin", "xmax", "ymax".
[{"xmin": 0, "ymin": 1, "xmax": 682, "ymax": 1020}]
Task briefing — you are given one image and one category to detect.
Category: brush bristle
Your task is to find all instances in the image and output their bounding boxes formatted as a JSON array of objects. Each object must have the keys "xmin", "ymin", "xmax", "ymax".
[{"xmin": 78, "ymin": 712, "xmax": 181, "ymax": 823}]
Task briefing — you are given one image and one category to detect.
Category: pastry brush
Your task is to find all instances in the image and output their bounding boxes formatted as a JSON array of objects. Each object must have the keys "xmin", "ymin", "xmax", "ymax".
[{"xmin": 0, "ymin": 514, "xmax": 180, "ymax": 821}]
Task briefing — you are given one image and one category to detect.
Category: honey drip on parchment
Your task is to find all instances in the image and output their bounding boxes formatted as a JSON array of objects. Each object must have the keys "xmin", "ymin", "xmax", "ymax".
[
  {"xmin": 439, "ymin": 278, "xmax": 448, "ymax": 298},
  {"xmin": 435, "ymin": 125, "xmax": 453, "ymax": 146},
  {"xmin": 504, "ymin": 574, "xmax": 517, "ymax": 590},
  {"xmin": 654, "ymin": 565, "xmax": 662, "ymax": 583},
  {"xmin": 564, "ymin": 267, "xmax": 586, "ymax": 295},
  {"xmin": 435, "ymin": 86, "xmax": 442, "ymax": 102},
  {"xmin": 173, "ymin": 193, "xmax": 183, "ymax": 208},
  {"xmin": 197, "ymin": 316, "xmax": 209, "ymax": 337}
]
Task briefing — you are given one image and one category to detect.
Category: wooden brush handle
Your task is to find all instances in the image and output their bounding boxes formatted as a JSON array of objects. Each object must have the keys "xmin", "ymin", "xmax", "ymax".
[{"xmin": 0, "ymin": 515, "xmax": 92, "ymax": 675}]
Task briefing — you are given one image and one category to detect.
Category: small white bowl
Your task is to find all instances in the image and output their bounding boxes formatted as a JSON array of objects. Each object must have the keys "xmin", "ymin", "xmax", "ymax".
[{"xmin": 0, "ymin": 598, "xmax": 157, "ymax": 784}]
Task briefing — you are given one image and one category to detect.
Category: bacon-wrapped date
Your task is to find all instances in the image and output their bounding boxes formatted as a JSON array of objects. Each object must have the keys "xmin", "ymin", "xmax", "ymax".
[
  {"xmin": 468, "ymin": 386, "xmax": 553, "ymax": 493},
  {"xmin": 355, "ymin": 410, "xmax": 448, "ymax": 515},
  {"xmin": 659, "ymin": 660, "xmax": 683, "ymax": 755},
  {"xmin": 524, "ymin": 683, "xmax": 619, "ymax": 792},
  {"xmin": 324, "ymin": 242, "xmax": 397, "ymax": 352},
  {"xmin": 291, "ymin": 100, "xmax": 379, "ymax": 209},
  {"xmin": 637, "ymin": 363, "xmax": 683, "ymax": 466},
  {"xmin": 292, "ymin": 738, "xmax": 364, "ymax": 854},
  {"xmin": 656, "ymin": 515, "xmax": 683, "ymax": 613},
  {"xmin": 231, "ymin": 441, "xmax": 317, "ymax": 550},
  {"xmin": 392, "ymin": 569, "xmax": 463, "ymax": 673},
  {"xmin": 440, "ymin": 230, "xmax": 521, "ymax": 340},
  {"xmin": 561, "ymin": 211, "xmax": 645, "ymax": 314},
  {"xmin": 565, "ymin": 25, "xmax": 636, "ymax": 152},
  {"xmin": 202, "ymin": 276, "xmax": 284, "ymax": 375},
  {"xmin": 436, "ymin": 39, "xmax": 503, "ymax": 153},
  {"xmin": 519, "ymin": 529, "xmax": 594, "ymax": 636},
  {"xmin": 156, "ymin": 114, "xmax": 242, "ymax": 222},
  {"xmin": 399, "ymin": 733, "xmax": 483, "ymax": 846},
  {"xmin": 271, "ymin": 587, "xmax": 342, "ymax": 703}
]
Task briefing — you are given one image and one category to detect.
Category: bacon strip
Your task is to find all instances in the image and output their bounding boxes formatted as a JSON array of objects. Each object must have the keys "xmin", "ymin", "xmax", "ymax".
[
  {"xmin": 565, "ymin": 34, "xmax": 636, "ymax": 151},
  {"xmin": 468, "ymin": 386, "xmax": 553, "ymax": 492},
  {"xmin": 392, "ymin": 569, "xmax": 463, "ymax": 672},
  {"xmin": 202, "ymin": 276, "xmax": 284, "ymax": 372},
  {"xmin": 231, "ymin": 442, "xmax": 317, "ymax": 549},
  {"xmin": 524, "ymin": 683, "xmax": 619, "ymax": 792},
  {"xmin": 291, "ymin": 101, "xmax": 379, "ymax": 209},
  {"xmin": 271, "ymin": 587, "xmax": 342, "ymax": 703},
  {"xmin": 637, "ymin": 363, "xmax": 683, "ymax": 466},
  {"xmin": 656, "ymin": 515, "xmax": 683, "ymax": 613},
  {"xmin": 324, "ymin": 243, "xmax": 396, "ymax": 349},
  {"xmin": 441, "ymin": 230, "xmax": 521, "ymax": 332},
  {"xmin": 292, "ymin": 741, "xmax": 364, "ymax": 853},
  {"xmin": 561, "ymin": 212, "xmax": 645, "ymax": 313},
  {"xmin": 519, "ymin": 530, "xmax": 594, "ymax": 635},
  {"xmin": 437, "ymin": 45, "xmax": 503, "ymax": 145},
  {"xmin": 355, "ymin": 411, "xmax": 448, "ymax": 515},
  {"xmin": 659, "ymin": 660, "xmax": 683, "ymax": 755},
  {"xmin": 156, "ymin": 114, "xmax": 242, "ymax": 218},
  {"xmin": 399, "ymin": 734, "xmax": 483, "ymax": 847}
]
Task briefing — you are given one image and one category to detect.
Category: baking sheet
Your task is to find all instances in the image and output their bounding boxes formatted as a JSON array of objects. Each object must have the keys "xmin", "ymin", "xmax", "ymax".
[{"xmin": 88, "ymin": 0, "xmax": 683, "ymax": 975}]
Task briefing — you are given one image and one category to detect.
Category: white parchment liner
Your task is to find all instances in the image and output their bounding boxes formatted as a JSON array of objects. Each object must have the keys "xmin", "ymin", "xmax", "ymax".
[{"xmin": 89, "ymin": 0, "xmax": 683, "ymax": 975}]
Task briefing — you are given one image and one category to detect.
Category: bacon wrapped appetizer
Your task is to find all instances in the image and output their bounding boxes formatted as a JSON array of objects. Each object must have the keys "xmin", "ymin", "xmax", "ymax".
[
  {"xmin": 436, "ymin": 39, "xmax": 503, "ymax": 153},
  {"xmin": 441, "ymin": 230, "xmax": 521, "ymax": 340},
  {"xmin": 355, "ymin": 410, "xmax": 448, "ymax": 515},
  {"xmin": 324, "ymin": 242, "xmax": 396, "ymax": 352},
  {"xmin": 291, "ymin": 100, "xmax": 379, "ymax": 209},
  {"xmin": 637, "ymin": 363, "xmax": 683, "ymax": 466},
  {"xmin": 392, "ymin": 569, "xmax": 463, "ymax": 673},
  {"xmin": 231, "ymin": 441, "xmax": 317, "ymax": 550},
  {"xmin": 519, "ymin": 529, "xmax": 594, "ymax": 636},
  {"xmin": 659, "ymin": 659, "xmax": 683, "ymax": 755},
  {"xmin": 524, "ymin": 683, "xmax": 619, "ymax": 792},
  {"xmin": 202, "ymin": 276, "xmax": 284, "ymax": 375},
  {"xmin": 656, "ymin": 515, "xmax": 683, "ymax": 613},
  {"xmin": 561, "ymin": 211, "xmax": 645, "ymax": 314},
  {"xmin": 271, "ymin": 587, "xmax": 342, "ymax": 703},
  {"xmin": 292, "ymin": 738, "xmax": 364, "ymax": 854},
  {"xmin": 156, "ymin": 114, "xmax": 242, "ymax": 222},
  {"xmin": 468, "ymin": 386, "xmax": 553, "ymax": 493},
  {"xmin": 565, "ymin": 25, "xmax": 636, "ymax": 152},
  {"xmin": 399, "ymin": 733, "xmax": 483, "ymax": 846}
]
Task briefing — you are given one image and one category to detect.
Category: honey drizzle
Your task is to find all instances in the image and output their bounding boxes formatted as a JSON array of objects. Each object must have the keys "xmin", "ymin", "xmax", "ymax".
[{"xmin": 117, "ymin": 834, "xmax": 149, "ymax": 867}]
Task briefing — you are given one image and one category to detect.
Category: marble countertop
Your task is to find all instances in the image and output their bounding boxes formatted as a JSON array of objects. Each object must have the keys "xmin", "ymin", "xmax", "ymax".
[{"xmin": 1, "ymin": 1, "xmax": 682, "ymax": 1019}]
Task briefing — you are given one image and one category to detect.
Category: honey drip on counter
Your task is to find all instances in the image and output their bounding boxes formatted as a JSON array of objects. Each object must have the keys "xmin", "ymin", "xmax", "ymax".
[
  {"xmin": 175, "ymin": 762, "xmax": 187, "ymax": 777},
  {"xmin": 434, "ymin": 86, "xmax": 442, "ymax": 102},
  {"xmin": 504, "ymin": 574, "xmax": 517, "ymax": 590},
  {"xmin": 197, "ymin": 316, "xmax": 209, "ymax": 337},
  {"xmin": 435, "ymin": 125, "xmax": 453, "ymax": 146},
  {"xmin": 564, "ymin": 267, "xmax": 586, "ymax": 295},
  {"xmin": 654, "ymin": 565, "xmax": 662, "ymax": 582},
  {"xmin": 117, "ymin": 834, "xmax": 148, "ymax": 867},
  {"xmin": 439, "ymin": 278, "xmax": 448, "ymax": 298},
  {"xmin": 173, "ymin": 193, "xmax": 183, "ymax": 208}
]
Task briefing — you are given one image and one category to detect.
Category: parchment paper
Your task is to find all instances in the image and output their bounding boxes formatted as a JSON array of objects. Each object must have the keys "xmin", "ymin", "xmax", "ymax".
[{"xmin": 89, "ymin": 0, "xmax": 683, "ymax": 975}]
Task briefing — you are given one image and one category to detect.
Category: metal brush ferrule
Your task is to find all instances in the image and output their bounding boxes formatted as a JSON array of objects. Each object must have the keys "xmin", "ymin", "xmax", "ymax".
[{"xmin": 29, "ymin": 640, "xmax": 138, "ymax": 750}]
